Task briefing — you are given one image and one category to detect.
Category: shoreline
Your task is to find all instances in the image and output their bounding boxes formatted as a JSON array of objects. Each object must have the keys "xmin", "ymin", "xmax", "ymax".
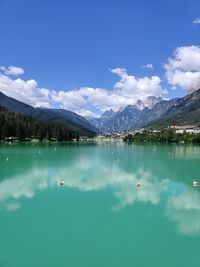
[{"xmin": 1, "ymin": 138, "xmax": 200, "ymax": 147}]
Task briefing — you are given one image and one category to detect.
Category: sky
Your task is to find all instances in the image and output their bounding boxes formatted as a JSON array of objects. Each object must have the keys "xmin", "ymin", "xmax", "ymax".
[{"xmin": 0, "ymin": 0, "xmax": 200, "ymax": 117}]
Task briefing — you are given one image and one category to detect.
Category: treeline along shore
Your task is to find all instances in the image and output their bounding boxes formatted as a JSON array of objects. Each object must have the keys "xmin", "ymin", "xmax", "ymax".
[
  {"xmin": 124, "ymin": 129, "xmax": 200, "ymax": 144},
  {"xmin": 0, "ymin": 106, "xmax": 80, "ymax": 141}
]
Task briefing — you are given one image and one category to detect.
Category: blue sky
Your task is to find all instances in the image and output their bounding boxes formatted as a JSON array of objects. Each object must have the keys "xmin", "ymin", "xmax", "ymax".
[{"xmin": 0, "ymin": 0, "xmax": 200, "ymax": 116}]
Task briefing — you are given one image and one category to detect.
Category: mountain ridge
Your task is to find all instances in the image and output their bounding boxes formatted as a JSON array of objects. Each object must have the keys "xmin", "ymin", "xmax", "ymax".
[
  {"xmin": 87, "ymin": 96, "xmax": 166, "ymax": 132},
  {"xmin": 87, "ymin": 91, "xmax": 200, "ymax": 132},
  {"xmin": 0, "ymin": 91, "xmax": 100, "ymax": 135},
  {"xmin": 147, "ymin": 88, "xmax": 200, "ymax": 128}
]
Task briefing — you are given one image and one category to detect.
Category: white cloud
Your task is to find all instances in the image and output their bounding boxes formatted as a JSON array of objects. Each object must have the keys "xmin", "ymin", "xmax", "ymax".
[
  {"xmin": 0, "ymin": 66, "xmax": 166, "ymax": 116},
  {"xmin": 2, "ymin": 46, "xmax": 200, "ymax": 116},
  {"xmin": 165, "ymin": 46, "xmax": 200, "ymax": 92},
  {"xmin": 0, "ymin": 74, "xmax": 53, "ymax": 108},
  {"xmin": 142, "ymin": 63, "xmax": 154, "ymax": 70},
  {"xmin": 193, "ymin": 18, "xmax": 200, "ymax": 25},
  {"xmin": 0, "ymin": 59, "xmax": 169, "ymax": 117},
  {"xmin": 75, "ymin": 109, "xmax": 100, "ymax": 118},
  {"xmin": 111, "ymin": 67, "xmax": 165, "ymax": 98},
  {"xmin": 51, "ymin": 69, "xmax": 165, "ymax": 114},
  {"xmin": 167, "ymin": 70, "xmax": 200, "ymax": 93},
  {"xmin": 0, "ymin": 65, "xmax": 24, "ymax": 76}
]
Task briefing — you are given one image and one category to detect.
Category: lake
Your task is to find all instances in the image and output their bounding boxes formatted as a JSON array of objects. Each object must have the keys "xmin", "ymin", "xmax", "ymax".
[{"xmin": 0, "ymin": 141, "xmax": 200, "ymax": 267}]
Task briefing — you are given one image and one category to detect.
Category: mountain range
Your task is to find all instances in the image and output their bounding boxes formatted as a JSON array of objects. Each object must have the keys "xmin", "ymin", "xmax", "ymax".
[
  {"xmin": 88, "ymin": 90, "xmax": 200, "ymax": 132},
  {"xmin": 1, "ymin": 89, "xmax": 200, "ymax": 134},
  {"xmin": 147, "ymin": 88, "xmax": 200, "ymax": 128},
  {"xmin": 0, "ymin": 91, "xmax": 100, "ymax": 135}
]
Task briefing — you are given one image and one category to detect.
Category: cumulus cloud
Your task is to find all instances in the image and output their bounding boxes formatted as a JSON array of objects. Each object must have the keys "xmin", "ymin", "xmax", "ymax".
[
  {"xmin": 52, "ymin": 68, "xmax": 165, "ymax": 114},
  {"xmin": 165, "ymin": 46, "xmax": 200, "ymax": 93},
  {"xmin": 111, "ymin": 67, "xmax": 164, "ymax": 97},
  {"xmin": 0, "ymin": 66, "xmax": 166, "ymax": 116},
  {"xmin": 0, "ymin": 74, "xmax": 53, "ymax": 108},
  {"xmin": 142, "ymin": 63, "xmax": 154, "ymax": 70},
  {"xmin": 1, "ymin": 46, "xmax": 200, "ymax": 116},
  {"xmin": 0, "ymin": 65, "xmax": 24, "ymax": 76},
  {"xmin": 193, "ymin": 18, "xmax": 200, "ymax": 25}
]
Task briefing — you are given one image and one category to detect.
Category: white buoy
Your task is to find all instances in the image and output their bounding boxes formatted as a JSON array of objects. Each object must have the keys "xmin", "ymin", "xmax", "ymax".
[
  {"xmin": 137, "ymin": 182, "xmax": 141, "ymax": 188},
  {"xmin": 6, "ymin": 157, "xmax": 9, "ymax": 161},
  {"xmin": 117, "ymin": 158, "xmax": 120, "ymax": 162},
  {"xmin": 59, "ymin": 180, "xmax": 65, "ymax": 187}
]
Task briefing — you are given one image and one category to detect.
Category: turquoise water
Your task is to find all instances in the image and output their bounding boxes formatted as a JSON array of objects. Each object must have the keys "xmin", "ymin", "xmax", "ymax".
[{"xmin": 0, "ymin": 141, "xmax": 200, "ymax": 267}]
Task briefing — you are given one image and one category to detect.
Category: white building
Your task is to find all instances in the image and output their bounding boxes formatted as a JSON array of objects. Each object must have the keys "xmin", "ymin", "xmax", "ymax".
[{"xmin": 170, "ymin": 125, "xmax": 200, "ymax": 134}]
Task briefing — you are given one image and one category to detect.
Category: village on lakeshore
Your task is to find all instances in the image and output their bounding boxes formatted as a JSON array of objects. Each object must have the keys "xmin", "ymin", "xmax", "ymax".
[
  {"xmin": 95, "ymin": 125, "xmax": 200, "ymax": 139},
  {"xmin": 2, "ymin": 125, "xmax": 200, "ymax": 143}
]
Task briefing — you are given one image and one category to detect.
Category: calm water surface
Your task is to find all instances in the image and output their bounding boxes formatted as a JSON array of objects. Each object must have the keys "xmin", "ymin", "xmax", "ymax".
[{"xmin": 0, "ymin": 141, "xmax": 200, "ymax": 267}]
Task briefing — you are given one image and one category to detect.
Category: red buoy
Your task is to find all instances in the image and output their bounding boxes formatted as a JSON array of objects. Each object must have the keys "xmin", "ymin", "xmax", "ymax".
[{"xmin": 193, "ymin": 181, "xmax": 199, "ymax": 187}]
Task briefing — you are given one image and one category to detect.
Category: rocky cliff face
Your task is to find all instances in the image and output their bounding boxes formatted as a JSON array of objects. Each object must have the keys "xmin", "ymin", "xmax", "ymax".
[
  {"xmin": 87, "ymin": 96, "xmax": 166, "ymax": 132},
  {"xmin": 88, "ymin": 89, "xmax": 200, "ymax": 132},
  {"xmin": 148, "ymin": 88, "xmax": 200, "ymax": 127},
  {"xmin": 144, "ymin": 96, "xmax": 163, "ymax": 109},
  {"xmin": 97, "ymin": 98, "xmax": 177, "ymax": 132},
  {"xmin": 87, "ymin": 109, "xmax": 116, "ymax": 130},
  {"xmin": 101, "ymin": 109, "xmax": 116, "ymax": 119}
]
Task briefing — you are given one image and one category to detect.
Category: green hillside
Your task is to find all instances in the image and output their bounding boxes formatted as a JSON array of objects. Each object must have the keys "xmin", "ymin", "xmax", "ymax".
[
  {"xmin": 0, "ymin": 91, "xmax": 99, "ymax": 135},
  {"xmin": 147, "ymin": 89, "xmax": 200, "ymax": 128},
  {"xmin": 0, "ymin": 106, "xmax": 79, "ymax": 141}
]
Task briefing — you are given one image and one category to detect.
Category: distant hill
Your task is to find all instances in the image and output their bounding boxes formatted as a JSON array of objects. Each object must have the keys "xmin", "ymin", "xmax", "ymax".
[
  {"xmin": 0, "ymin": 91, "xmax": 100, "ymax": 135},
  {"xmin": 147, "ymin": 89, "xmax": 200, "ymax": 128}
]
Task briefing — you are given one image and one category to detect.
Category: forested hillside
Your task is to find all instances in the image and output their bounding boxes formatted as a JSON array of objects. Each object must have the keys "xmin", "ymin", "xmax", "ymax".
[
  {"xmin": 147, "ymin": 89, "xmax": 200, "ymax": 128},
  {"xmin": 0, "ymin": 106, "xmax": 79, "ymax": 141},
  {"xmin": 0, "ymin": 91, "xmax": 99, "ymax": 135}
]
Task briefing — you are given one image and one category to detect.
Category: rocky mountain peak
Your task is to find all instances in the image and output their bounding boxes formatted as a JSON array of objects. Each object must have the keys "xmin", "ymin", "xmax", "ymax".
[
  {"xmin": 144, "ymin": 96, "xmax": 163, "ymax": 109},
  {"xmin": 136, "ymin": 100, "xmax": 145, "ymax": 110},
  {"xmin": 101, "ymin": 109, "xmax": 116, "ymax": 119}
]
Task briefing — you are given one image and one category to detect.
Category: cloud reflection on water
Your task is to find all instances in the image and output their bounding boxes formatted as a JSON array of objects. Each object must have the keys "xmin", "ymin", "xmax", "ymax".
[
  {"xmin": 0, "ymin": 168, "xmax": 53, "ymax": 210},
  {"xmin": 0, "ymin": 150, "xmax": 200, "ymax": 237},
  {"xmin": 0, "ymin": 161, "xmax": 168, "ymax": 211},
  {"xmin": 166, "ymin": 189, "xmax": 200, "ymax": 236}
]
